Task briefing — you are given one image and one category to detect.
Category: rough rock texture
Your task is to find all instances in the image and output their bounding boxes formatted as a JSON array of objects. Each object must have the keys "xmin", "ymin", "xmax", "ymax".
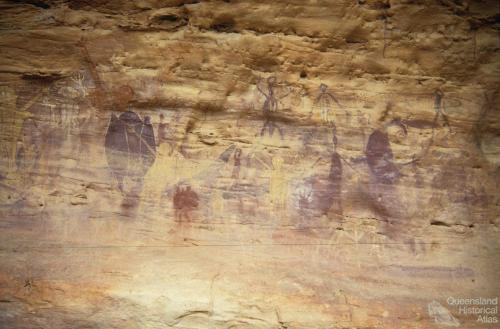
[{"xmin": 0, "ymin": 0, "xmax": 499, "ymax": 328}]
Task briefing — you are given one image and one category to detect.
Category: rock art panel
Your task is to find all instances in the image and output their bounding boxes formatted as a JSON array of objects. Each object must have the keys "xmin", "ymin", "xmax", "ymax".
[{"xmin": 0, "ymin": 1, "xmax": 498, "ymax": 328}]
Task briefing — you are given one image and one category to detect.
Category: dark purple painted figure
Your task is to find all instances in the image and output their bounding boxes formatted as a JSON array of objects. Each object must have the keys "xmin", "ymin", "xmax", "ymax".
[
  {"xmin": 365, "ymin": 129, "xmax": 400, "ymax": 184},
  {"xmin": 105, "ymin": 110, "xmax": 156, "ymax": 194},
  {"xmin": 314, "ymin": 153, "xmax": 343, "ymax": 216},
  {"xmin": 364, "ymin": 120, "xmax": 409, "ymax": 240},
  {"xmin": 311, "ymin": 128, "xmax": 343, "ymax": 216},
  {"xmin": 256, "ymin": 76, "xmax": 291, "ymax": 139},
  {"xmin": 327, "ymin": 151, "xmax": 343, "ymax": 213},
  {"xmin": 140, "ymin": 116, "xmax": 156, "ymax": 168}
]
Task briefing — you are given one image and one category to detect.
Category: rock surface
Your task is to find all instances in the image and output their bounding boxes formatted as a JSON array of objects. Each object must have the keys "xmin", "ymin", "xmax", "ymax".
[{"xmin": 0, "ymin": 0, "xmax": 499, "ymax": 328}]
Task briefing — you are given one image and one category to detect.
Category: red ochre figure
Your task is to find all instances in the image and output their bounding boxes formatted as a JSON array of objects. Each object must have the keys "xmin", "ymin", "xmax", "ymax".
[{"xmin": 173, "ymin": 185, "xmax": 199, "ymax": 221}]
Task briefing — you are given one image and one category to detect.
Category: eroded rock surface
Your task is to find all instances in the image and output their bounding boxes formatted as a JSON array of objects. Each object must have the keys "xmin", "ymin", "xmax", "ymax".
[{"xmin": 0, "ymin": 0, "xmax": 499, "ymax": 328}]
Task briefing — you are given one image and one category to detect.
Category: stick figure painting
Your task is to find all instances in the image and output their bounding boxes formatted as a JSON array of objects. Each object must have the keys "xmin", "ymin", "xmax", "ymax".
[
  {"xmin": 312, "ymin": 83, "xmax": 343, "ymax": 124},
  {"xmin": 256, "ymin": 76, "xmax": 292, "ymax": 139}
]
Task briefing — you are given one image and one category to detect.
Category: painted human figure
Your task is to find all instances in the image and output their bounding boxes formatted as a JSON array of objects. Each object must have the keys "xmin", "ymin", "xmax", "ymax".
[
  {"xmin": 313, "ymin": 83, "xmax": 343, "ymax": 124},
  {"xmin": 381, "ymin": 0, "xmax": 390, "ymax": 57},
  {"xmin": 15, "ymin": 139, "xmax": 24, "ymax": 171},
  {"xmin": 259, "ymin": 77, "xmax": 279, "ymax": 114},
  {"xmin": 433, "ymin": 89, "xmax": 451, "ymax": 131},
  {"xmin": 364, "ymin": 119, "xmax": 412, "ymax": 239},
  {"xmin": 366, "ymin": 129, "xmax": 399, "ymax": 184},
  {"xmin": 326, "ymin": 128, "xmax": 343, "ymax": 214},
  {"xmin": 71, "ymin": 70, "xmax": 88, "ymax": 98},
  {"xmin": 42, "ymin": 96, "xmax": 58, "ymax": 125},
  {"xmin": 297, "ymin": 184, "xmax": 313, "ymax": 216},
  {"xmin": 365, "ymin": 119, "xmax": 409, "ymax": 184},
  {"xmin": 1, "ymin": 86, "xmax": 38, "ymax": 172},
  {"xmin": 257, "ymin": 76, "xmax": 291, "ymax": 139},
  {"xmin": 57, "ymin": 86, "xmax": 80, "ymax": 138},
  {"xmin": 140, "ymin": 116, "xmax": 156, "ymax": 167},
  {"xmin": 75, "ymin": 97, "xmax": 95, "ymax": 164},
  {"xmin": 173, "ymin": 185, "xmax": 184, "ymax": 220},
  {"xmin": 141, "ymin": 114, "xmax": 184, "ymax": 206},
  {"xmin": 16, "ymin": 118, "xmax": 41, "ymax": 184},
  {"xmin": 157, "ymin": 113, "xmax": 168, "ymax": 145},
  {"xmin": 247, "ymin": 149, "xmax": 288, "ymax": 210},
  {"xmin": 105, "ymin": 110, "xmax": 156, "ymax": 195},
  {"xmin": 232, "ymin": 148, "xmax": 242, "ymax": 180},
  {"xmin": 173, "ymin": 185, "xmax": 199, "ymax": 221},
  {"xmin": 0, "ymin": 86, "xmax": 15, "ymax": 124},
  {"xmin": 269, "ymin": 155, "xmax": 288, "ymax": 210},
  {"xmin": 313, "ymin": 128, "xmax": 343, "ymax": 216}
]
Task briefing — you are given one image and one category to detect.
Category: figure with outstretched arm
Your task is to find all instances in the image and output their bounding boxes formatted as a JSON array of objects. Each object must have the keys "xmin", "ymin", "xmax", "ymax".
[
  {"xmin": 257, "ymin": 76, "xmax": 291, "ymax": 139},
  {"xmin": 313, "ymin": 83, "xmax": 343, "ymax": 124}
]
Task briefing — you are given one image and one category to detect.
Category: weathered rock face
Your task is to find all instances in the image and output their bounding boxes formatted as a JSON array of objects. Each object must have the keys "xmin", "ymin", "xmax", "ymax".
[{"xmin": 0, "ymin": 0, "xmax": 499, "ymax": 328}]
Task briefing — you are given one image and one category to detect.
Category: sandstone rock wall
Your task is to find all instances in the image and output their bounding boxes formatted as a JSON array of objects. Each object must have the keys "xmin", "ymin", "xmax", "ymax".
[{"xmin": 0, "ymin": 1, "xmax": 499, "ymax": 328}]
